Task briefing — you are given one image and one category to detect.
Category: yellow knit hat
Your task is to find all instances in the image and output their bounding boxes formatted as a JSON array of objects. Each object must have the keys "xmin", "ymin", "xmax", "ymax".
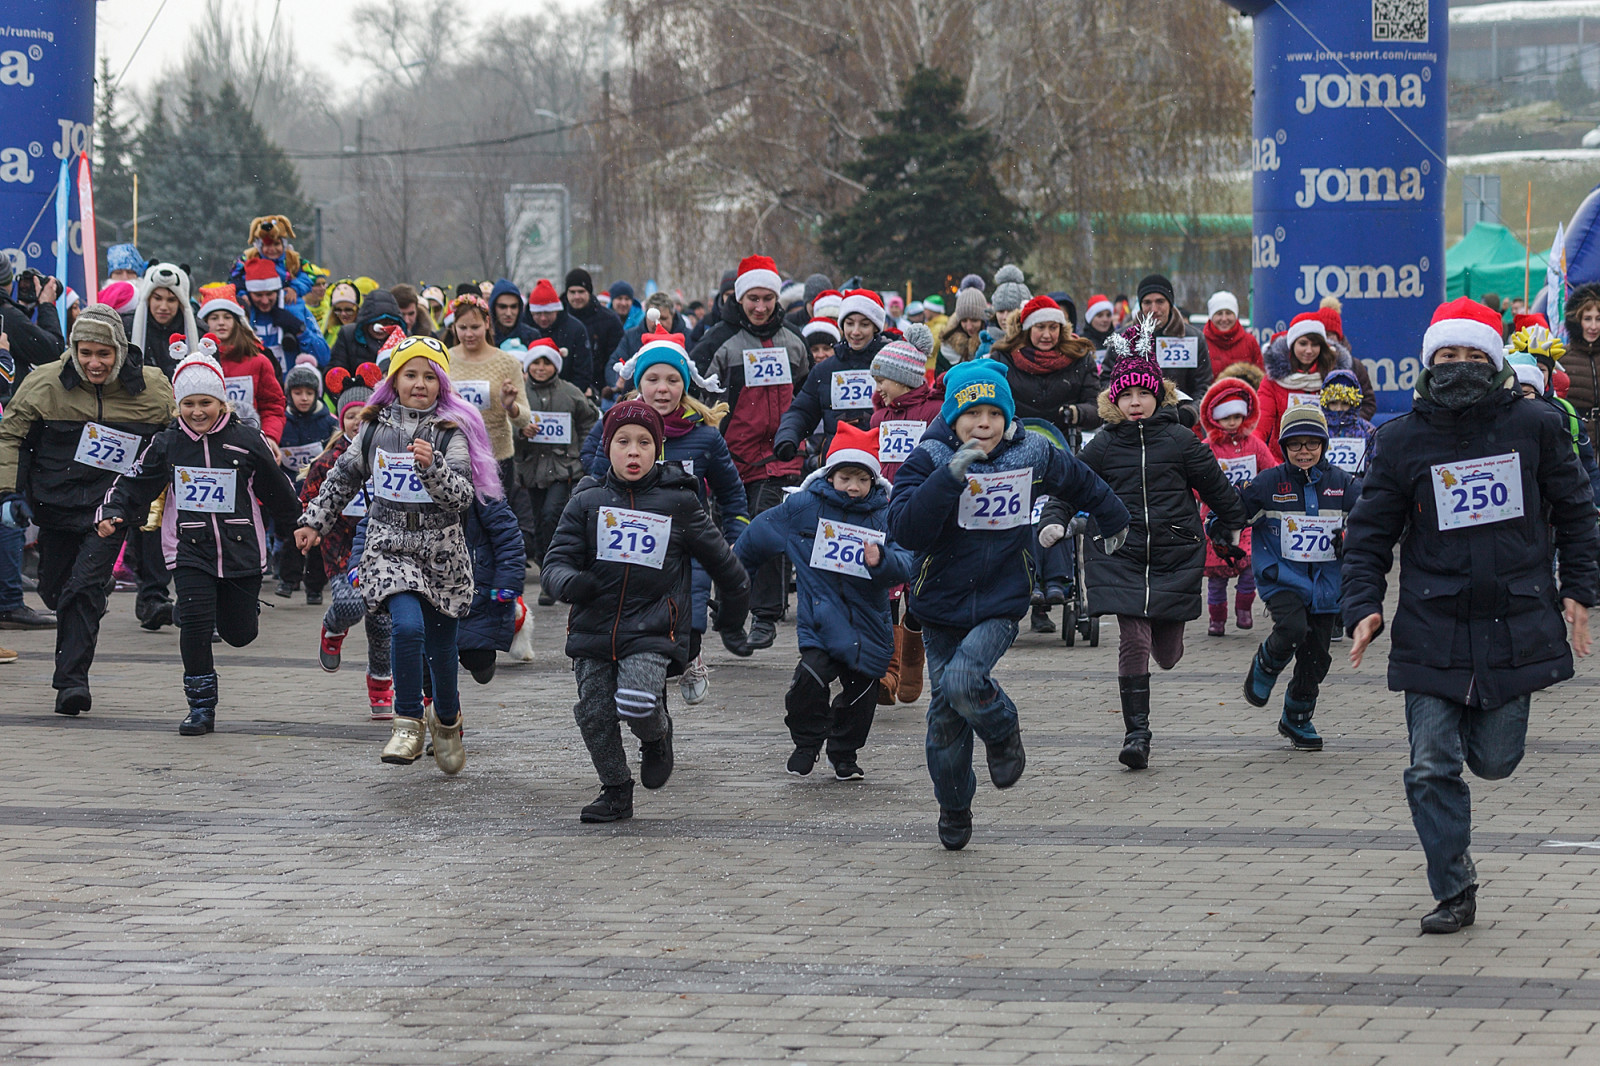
[{"xmin": 386, "ymin": 335, "xmax": 451, "ymax": 379}]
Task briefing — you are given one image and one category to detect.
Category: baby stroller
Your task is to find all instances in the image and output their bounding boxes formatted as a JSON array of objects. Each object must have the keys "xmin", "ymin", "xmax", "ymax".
[{"xmin": 1019, "ymin": 419, "xmax": 1098, "ymax": 647}]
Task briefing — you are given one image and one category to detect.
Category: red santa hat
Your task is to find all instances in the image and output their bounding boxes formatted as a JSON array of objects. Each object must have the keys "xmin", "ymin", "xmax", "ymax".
[
  {"xmin": 813, "ymin": 289, "xmax": 844, "ymax": 319},
  {"xmin": 1019, "ymin": 295, "xmax": 1067, "ymax": 333},
  {"xmin": 526, "ymin": 337, "xmax": 563, "ymax": 373},
  {"xmin": 1422, "ymin": 297, "xmax": 1506, "ymax": 369},
  {"xmin": 196, "ymin": 284, "xmax": 245, "ymax": 323},
  {"xmin": 1285, "ymin": 312, "xmax": 1327, "ymax": 347},
  {"xmin": 733, "ymin": 255, "xmax": 782, "ymax": 301},
  {"xmin": 838, "ymin": 288, "xmax": 885, "ymax": 330},
  {"xmin": 818, "ymin": 421, "xmax": 881, "ymax": 479},
  {"xmin": 242, "ymin": 257, "xmax": 283, "ymax": 293},
  {"xmin": 1084, "ymin": 294, "xmax": 1113, "ymax": 321},
  {"xmin": 802, "ymin": 317, "xmax": 840, "ymax": 344},
  {"xmin": 1513, "ymin": 312, "xmax": 1550, "ymax": 333},
  {"xmin": 526, "ymin": 279, "xmax": 562, "ymax": 314}
]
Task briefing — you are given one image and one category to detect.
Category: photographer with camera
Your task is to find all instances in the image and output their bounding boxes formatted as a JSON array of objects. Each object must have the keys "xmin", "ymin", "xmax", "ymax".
[{"xmin": 0, "ymin": 258, "xmax": 65, "ymax": 387}]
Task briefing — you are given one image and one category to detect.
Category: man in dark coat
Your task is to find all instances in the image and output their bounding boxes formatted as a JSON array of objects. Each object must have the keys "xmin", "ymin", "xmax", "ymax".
[
  {"xmin": 1099, "ymin": 273, "xmax": 1211, "ymax": 426},
  {"xmin": 561, "ymin": 269, "xmax": 622, "ymax": 397},
  {"xmin": 1344, "ymin": 298, "xmax": 1600, "ymax": 936}
]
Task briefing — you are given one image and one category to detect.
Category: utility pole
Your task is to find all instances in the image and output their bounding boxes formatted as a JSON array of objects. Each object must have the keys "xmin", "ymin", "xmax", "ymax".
[
  {"xmin": 598, "ymin": 71, "xmax": 611, "ymax": 276},
  {"xmin": 354, "ymin": 117, "xmax": 364, "ymax": 272}
]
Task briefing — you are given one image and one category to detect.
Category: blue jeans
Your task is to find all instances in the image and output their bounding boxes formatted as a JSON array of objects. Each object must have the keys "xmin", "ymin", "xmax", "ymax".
[
  {"xmin": 0, "ymin": 524, "xmax": 22, "ymax": 611},
  {"xmin": 388, "ymin": 592, "xmax": 460, "ymax": 723},
  {"xmin": 923, "ymin": 619, "xmax": 1020, "ymax": 811},
  {"xmin": 1403, "ymin": 690, "xmax": 1530, "ymax": 901}
]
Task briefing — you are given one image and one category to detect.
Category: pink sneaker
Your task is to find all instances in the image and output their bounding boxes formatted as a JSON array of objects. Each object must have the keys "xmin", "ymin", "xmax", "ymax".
[{"xmin": 367, "ymin": 674, "xmax": 393, "ymax": 721}]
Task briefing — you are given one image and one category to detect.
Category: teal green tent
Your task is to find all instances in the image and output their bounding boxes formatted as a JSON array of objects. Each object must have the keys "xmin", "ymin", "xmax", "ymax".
[{"xmin": 1446, "ymin": 222, "xmax": 1549, "ymax": 301}]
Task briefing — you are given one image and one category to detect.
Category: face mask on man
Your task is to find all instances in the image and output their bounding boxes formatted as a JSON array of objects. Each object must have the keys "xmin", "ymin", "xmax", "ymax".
[{"xmin": 1427, "ymin": 361, "xmax": 1498, "ymax": 410}]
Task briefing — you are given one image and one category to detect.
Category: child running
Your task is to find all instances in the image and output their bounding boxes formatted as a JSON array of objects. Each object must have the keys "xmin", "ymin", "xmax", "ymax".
[
  {"xmin": 543, "ymin": 400, "xmax": 753, "ymax": 823},
  {"xmin": 1234, "ymin": 406, "xmax": 1360, "ymax": 750},
  {"xmin": 303, "ymin": 363, "xmax": 393, "ymax": 719},
  {"xmin": 889, "ymin": 360, "xmax": 1129, "ymax": 849},
  {"xmin": 1077, "ymin": 325, "xmax": 1248, "ymax": 771},
  {"xmin": 1198, "ymin": 373, "xmax": 1275, "ymax": 635},
  {"xmin": 514, "ymin": 337, "xmax": 598, "ymax": 598},
  {"xmin": 1319, "ymin": 368, "xmax": 1377, "ymax": 477},
  {"xmin": 296, "ymin": 335, "xmax": 504, "ymax": 774},
  {"xmin": 735, "ymin": 423, "xmax": 912, "ymax": 781},
  {"xmin": 95, "ymin": 348, "xmax": 302, "ymax": 735},
  {"xmin": 276, "ymin": 356, "xmax": 339, "ymax": 601}
]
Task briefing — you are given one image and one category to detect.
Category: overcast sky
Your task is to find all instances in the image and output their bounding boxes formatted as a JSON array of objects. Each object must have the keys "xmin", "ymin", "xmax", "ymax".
[{"xmin": 96, "ymin": 0, "xmax": 546, "ymax": 95}]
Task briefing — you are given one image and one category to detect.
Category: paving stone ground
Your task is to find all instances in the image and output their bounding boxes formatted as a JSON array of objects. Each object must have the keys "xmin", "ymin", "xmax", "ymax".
[{"xmin": 3, "ymin": 584, "xmax": 1600, "ymax": 1064}]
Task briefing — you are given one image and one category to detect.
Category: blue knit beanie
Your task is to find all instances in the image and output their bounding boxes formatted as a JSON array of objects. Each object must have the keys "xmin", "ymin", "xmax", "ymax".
[{"xmin": 941, "ymin": 359, "xmax": 1015, "ymax": 427}]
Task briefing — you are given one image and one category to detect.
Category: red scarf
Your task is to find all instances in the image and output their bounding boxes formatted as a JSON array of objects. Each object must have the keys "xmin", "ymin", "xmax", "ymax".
[
  {"xmin": 1009, "ymin": 345, "xmax": 1075, "ymax": 375},
  {"xmin": 1204, "ymin": 320, "xmax": 1247, "ymax": 354},
  {"xmin": 661, "ymin": 407, "xmax": 697, "ymax": 439}
]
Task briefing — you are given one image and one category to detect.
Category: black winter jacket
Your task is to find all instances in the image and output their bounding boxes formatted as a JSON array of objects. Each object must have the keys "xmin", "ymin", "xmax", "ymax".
[
  {"xmin": 99, "ymin": 412, "xmax": 301, "ymax": 578},
  {"xmin": 1077, "ymin": 392, "xmax": 1249, "ymax": 620},
  {"xmin": 564, "ymin": 299, "xmax": 623, "ymax": 395},
  {"xmin": 542, "ymin": 464, "xmax": 750, "ymax": 667},
  {"xmin": 775, "ymin": 334, "xmax": 891, "ymax": 458},
  {"xmin": 989, "ymin": 346, "xmax": 1103, "ymax": 432},
  {"xmin": 329, "ymin": 290, "xmax": 405, "ymax": 374},
  {"xmin": 528, "ymin": 308, "xmax": 594, "ymax": 395},
  {"xmin": 1340, "ymin": 381, "xmax": 1600, "ymax": 707}
]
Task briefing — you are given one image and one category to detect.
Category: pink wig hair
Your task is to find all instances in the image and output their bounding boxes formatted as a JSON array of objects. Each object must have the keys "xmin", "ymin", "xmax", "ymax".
[{"xmin": 368, "ymin": 367, "xmax": 504, "ymax": 502}]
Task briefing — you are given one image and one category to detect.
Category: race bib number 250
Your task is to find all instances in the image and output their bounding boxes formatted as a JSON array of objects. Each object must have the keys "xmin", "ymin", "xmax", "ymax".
[{"xmin": 1431, "ymin": 453, "xmax": 1524, "ymax": 532}]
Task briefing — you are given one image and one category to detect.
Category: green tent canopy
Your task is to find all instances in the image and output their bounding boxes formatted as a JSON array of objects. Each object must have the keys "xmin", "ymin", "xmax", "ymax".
[{"xmin": 1446, "ymin": 222, "xmax": 1549, "ymax": 302}]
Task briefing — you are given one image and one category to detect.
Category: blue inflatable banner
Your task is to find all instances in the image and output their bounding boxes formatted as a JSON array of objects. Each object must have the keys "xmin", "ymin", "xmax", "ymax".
[
  {"xmin": 1224, "ymin": 0, "xmax": 1448, "ymax": 419},
  {"xmin": 0, "ymin": 0, "xmax": 95, "ymax": 302}
]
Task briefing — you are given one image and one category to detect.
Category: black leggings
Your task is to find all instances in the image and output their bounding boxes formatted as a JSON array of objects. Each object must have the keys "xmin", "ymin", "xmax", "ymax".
[{"xmin": 173, "ymin": 567, "xmax": 263, "ymax": 676}]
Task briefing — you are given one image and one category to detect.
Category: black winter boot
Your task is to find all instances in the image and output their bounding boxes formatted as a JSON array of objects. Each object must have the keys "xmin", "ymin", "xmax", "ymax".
[
  {"xmin": 581, "ymin": 782, "xmax": 635, "ymax": 823},
  {"xmin": 1118, "ymin": 674, "xmax": 1151, "ymax": 770},
  {"xmin": 179, "ymin": 673, "xmax": 218, "ymax": 736},
  {"xmin": 639, "ymin": 713, "xmax": 674, "ymax": 790},
  {"xmin": 938, "ymin": 807, "xmax": 973, "ymax": 850}
]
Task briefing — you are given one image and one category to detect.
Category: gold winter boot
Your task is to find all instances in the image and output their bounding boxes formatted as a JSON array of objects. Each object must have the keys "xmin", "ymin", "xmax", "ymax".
[
  {"xmin": 380, "ymin": 715, "xmax": 427, "ymax": 764},
  {"xmin": 427, "ymin": 707, "xmax": 465, "ymax": 775}
]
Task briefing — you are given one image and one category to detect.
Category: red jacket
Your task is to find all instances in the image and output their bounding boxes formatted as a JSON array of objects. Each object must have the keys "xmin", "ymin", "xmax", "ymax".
[
  {"xmin": 1203, "ymin": 321, "xmax": 1263, "ymax": 378},
  {"xmin": 218, "ymin": 347, "xmax": 288, "ymax": 442},
  {"xmin": 870, "ymin": 377, "xmax": 945, "ymax": 482},
  {"xmin": 1199, "ymin": 377, "xmax": 1275, "ymax": 575}
]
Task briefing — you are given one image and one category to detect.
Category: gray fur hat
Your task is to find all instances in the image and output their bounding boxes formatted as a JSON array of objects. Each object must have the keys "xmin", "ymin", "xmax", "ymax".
[{"xmin": 991, "ymin": 281, "xmax": 1032, "ymax": 314}]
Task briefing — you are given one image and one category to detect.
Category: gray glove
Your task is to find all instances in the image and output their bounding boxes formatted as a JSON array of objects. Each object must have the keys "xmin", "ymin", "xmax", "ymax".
[
  {"xmin": 947, "ymin": 440, "xmax": 987, "ymax": 478},
  {"xmin": 1101, "ymin": 526, "xmax": 1128, "ymax": 556}
]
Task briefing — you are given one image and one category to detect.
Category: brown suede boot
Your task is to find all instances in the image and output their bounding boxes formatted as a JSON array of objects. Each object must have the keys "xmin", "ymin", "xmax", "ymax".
[
  {"xmin": 896, "ymin": 622, "xmax": 925, "ymax": 703},
  {"xmin": 878, "ymin": 623, "xmax": 903, "ymax": 705}
]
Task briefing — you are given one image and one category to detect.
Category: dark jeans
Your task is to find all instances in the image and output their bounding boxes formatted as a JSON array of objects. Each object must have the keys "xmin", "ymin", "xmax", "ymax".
[
  {"xmin": 37, "ymin": 525, "xmax": 123, "ymax": 692},
  {"xmin": 515, "ymin": 478, "xmax": 573, "ymax": 565},
  {"xmin": 278, "ymin": 539, "xmax": 327, "ymax": 592},
  {"xmin": 746, "ymin": 477, "xmax": 796, "ymax": 622},
  {"xmin": 923, "ymin": 618, "xmax": 1020, "ymax": 811},
  {"xmin": 0, "ymin": 524, "xmax": 23, "ymax": 611},
  {"xmin": 173, "ymin": 567, "xmax": 262, "ymax": 675},
  {"xmin": 125, "ymin": 526, "xmax": 172, "ymax": 620},
  {"xmin": 389, "ymin": 591, "xmax": 459, "ymax": 723},
  {"xmin": 1261, "ymin": 591, "xmax": 1336, "ymax": 701},
  {"xmin": 785, "ymin": 647, "xmax": 877, "ymax": 761},
  {"xmin": 1404, "ymin": 691, "xmax": 1530, "ymax": 901}
]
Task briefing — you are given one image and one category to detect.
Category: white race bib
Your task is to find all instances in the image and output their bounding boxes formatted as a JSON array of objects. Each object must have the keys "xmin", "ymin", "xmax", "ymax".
[
  {"xmin": 373, "ymin": 449, "xmax": 431, "ymax": 504},
  {"xmin": 173, "ymin": 466, "xmax": 236, "ymax": 514},
  {"xmin": 742, "ymin": 347, "xmax": 792, "ymax": 387},
  {"xmin": 280, "ymin": 442, "xmax": 322, "ymax": 473},
  {"xmin": 342, "ymin": 481, "xmax": 373, "ymax": 518},
  {"xmin": 597, "ymin": 506, "xmax": 671, "ymax": 569},
  {"xmin": 808, "ymin": 517, "xmax": 883, "ymax": 579},
  {"xmin": 830, "ymin": 369, "xmax": 875, "ymax": 410},
  {"xmin": 957, "ymin": 467, "xmax": 1032, "ymax": 530},
  {"xmin": 455, "ymin": 379, "xmax": 492, "ymax": 410},
  {"xmin": 1285, "ymin": 392, "xmax": 1321, "ymax": 410},
  {"xmin": 526, "ymin": 411, "xmax": 573, "ymax": 445},
  {"xmin": 1031, "ymin": 493, "xmax": 1050, "ymax": 524},
  {"xmin": 1327, "ymin": 436, "xmax": 1367, "ymax": 472},
  {"xmin": 74, "ymin": 423, "xmax": 140, "ymax": 475},
  {"xmin": 1221, "ymin": 454, "xmax": 1257, "ymax": 487},
  {"xmin": 224, "ymin": 375, "xmax": 254, "ymax": 410},
  {"xmin": 1280, "ymin": 513, "xmax": 1340, "ymax": 563},
  {"xmin": 1432, "ymin": 453, "xmax": 1525, "ymax": 532},
  {"xmin": 1155, "ymin": 337, "xmax": 1198, "ymax": 368},
  {"xmin": 877, "ymin": 420, "xmax": 926, "ymax": 464}
]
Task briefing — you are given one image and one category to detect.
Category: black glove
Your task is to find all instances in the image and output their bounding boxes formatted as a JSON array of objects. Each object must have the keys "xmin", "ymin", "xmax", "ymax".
[
  {"xmin": 1209, "ymin": 526, "xmax": 1246, "ymax": 566},
  {"xmin": 1060, "ymin": 404, "xmax": 1079, "ymax": 426},
  {"xmin": 719, "ymin": 627, "xmax": 753, "ymax": 657},
  {"xmin": 557, "ymin": 570, "xmax": 601, "ymax": 604},
  {"xmin": 1332, "ymin": 528, "xmax": 1345, "ymax": 560},
  {"xmin": 772, "ymin": 439, "xmax": 797, "ymax": 463},
  {"xmin": 0, "ymin": 493, "xmax": 32, "ymax": 530}
]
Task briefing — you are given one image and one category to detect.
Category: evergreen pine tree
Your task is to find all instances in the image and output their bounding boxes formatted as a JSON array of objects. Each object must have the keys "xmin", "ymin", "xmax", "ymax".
[
  {"xmin": 820, "ymin": 67, "xmax": 1030, "ymax": 294},
  {"xmin": 135, "ymin": 80, "xmax": 312, "ymax": 282},
  {"xmin": 93, "ymin": 56, "xmax": 138, "ymax": 253}
]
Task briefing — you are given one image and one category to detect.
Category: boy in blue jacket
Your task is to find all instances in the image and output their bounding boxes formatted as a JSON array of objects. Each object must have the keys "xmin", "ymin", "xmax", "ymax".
[
  {"xmin": 887, "ymin": 360, "xmax": 1130, "ymax": 850},
  {"xmin": 735, "ymin": 422, "xmax": 912, "ymax": 781},
  {"xmin": 1231, "ymin": 406, "xmax": 1360, "ymax": 750}
]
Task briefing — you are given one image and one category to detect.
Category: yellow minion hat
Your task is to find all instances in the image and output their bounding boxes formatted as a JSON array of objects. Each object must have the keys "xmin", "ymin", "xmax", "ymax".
[
  {"xmin": 354, "ymin": 276, "xmax": 380, "ymax": 296},
  {"xmin": 386, "ymin": 335, "xmax": 451, "ymax": 379}
]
